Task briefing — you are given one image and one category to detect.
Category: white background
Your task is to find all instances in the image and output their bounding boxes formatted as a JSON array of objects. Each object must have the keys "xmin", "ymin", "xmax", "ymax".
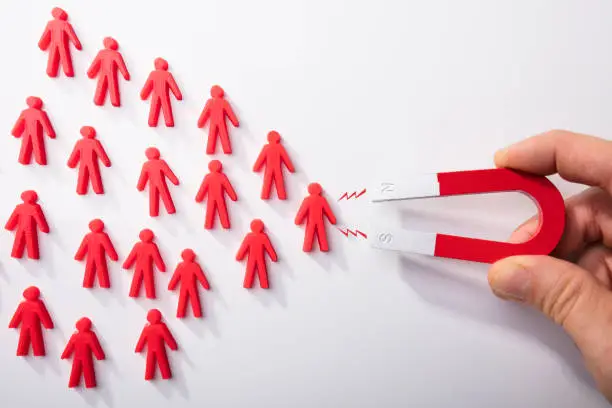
[{"xmin": 0, "ymin": 0, "xmax": 610, "ymax": 407}]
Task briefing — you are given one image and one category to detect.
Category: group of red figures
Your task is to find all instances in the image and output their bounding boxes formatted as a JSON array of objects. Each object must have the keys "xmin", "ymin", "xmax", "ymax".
[{"xmin": 6, "ymin": 7, "xmax": 339, "ymax": 389}]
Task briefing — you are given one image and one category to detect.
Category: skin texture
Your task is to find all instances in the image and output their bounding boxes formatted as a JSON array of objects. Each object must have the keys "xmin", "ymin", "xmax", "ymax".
[{"xmin": 488, "ymin": 130, "xmax": 612, "ymax": 402}]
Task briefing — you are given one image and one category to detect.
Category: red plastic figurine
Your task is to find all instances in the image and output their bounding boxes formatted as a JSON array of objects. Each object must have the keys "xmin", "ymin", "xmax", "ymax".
[
  {"xmin": 38, "ymin": 7, "xmax": 82, "ymax": 78},
  {"xmin": 123, "ymin": 229, "xmax": 166, "ymax": 299},
  {"xmin": 137, "ymin": 147, "xmax": 179, "ymax": 217},
  {"xmin": 253, "ymin": 131, "xmax": 295, "ymax": 200},
  {"xmin": 236, "ymin": 219, "xmax": 278, "ymax": 289},
  {"xmin": 12, "ymin": 96, "xmax": 56, "ymax": 165},
  {"xmin": 67, "ymin": 126, "xmax": 111, "ymax": 195},
  {"xmin": 5, "ymin": 191, "xmax": 50, "ymax": 260},
  {"xmin": 168, "ymin": 249, "xmax": 210, "ymax": 318},
  {"xmin": 197, "ymin": 85, "xmax": 239, "ymax": 154},
  {"xmin": 75, "ymin": 219, "xmax": 119, "ymax": 289},
  {"xmin": 195, "ymin": 160, "xmax": 237, "ymax": 229},
  {"xmin": 140, "ymin": 58, "xmax": 182, "ymax": 127},
  {"xmin": 87, "ymin": 37, "xmax": 130, "ymax": 107},
  {"xmin": 9, "ymin": 286, "xmax": 54, "ymax": 356},
  {"xmin": 135, "ymin": 309, "xmax": 178, "ymax": 380},
  {"xmin": 61, "ymin": 317, "xmax": 105, "ymax": 388},
  {"xmin": 295, "ymin": 183, "xmax": 337, "ymax": 252}
]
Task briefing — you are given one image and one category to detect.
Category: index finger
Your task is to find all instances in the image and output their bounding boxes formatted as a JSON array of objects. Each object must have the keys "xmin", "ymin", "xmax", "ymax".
[{"xmin": 494, "ymin": 130, "xmax": 612, "ymax": 193}]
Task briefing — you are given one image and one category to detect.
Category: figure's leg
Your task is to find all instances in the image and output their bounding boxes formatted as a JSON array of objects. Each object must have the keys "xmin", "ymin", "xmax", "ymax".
[
  {"xmin": 59, "ymin": 42, "xmax": 74, "ymax": 77},
  {"xmin": 68, "ymin": 359, "xmax": 83, "ymax": 388},
  {"xmin": 33, "ymin": 135, "xmax": 47, "ymax": 165},
  {"xmin": 257, "ymin": 259, "xmax": 269, "ymax": 289},
  {"xmin": 206, "ymin": 124, "xmax": 219, "ymax": 154},
  {"xmin": 31, "ymin": 326, "xmax": 45, "ymax": 356},
  {"xmin": 90, "ymin": 163, "xmax": 104, "ymax": 194},
  {"xmin": 261, "ymin": 170, "xmax": 273, "ymax": 200},
  {"xmin": 46, "ymin": 46, "xmax": 60, "ymax": 77},
  {"xmin": 94, "ymin": 76, "xmax": 109, "ymax": 106},
  {"xmin": 303, "ymin": 222, "xmax": 315, "ymax": 252},
  {"xmin": 97, "ymin": 258, "xmax": 111, "ymax": 288},
  {"xmin": 18, "ymin": 137, "xmax": 33, "ymax": 165},
  {"xmin": 177, "ymin": 287, "xmax": 188, "ymax": 318},
  {"xmin": 129, "ymin": 269, "xmax": 143, "ymax": 297},
  {"xmin": 83, "ymin": 357, "xmax": 97, "ymax": 388},
  {"xmin": 83, "ymin": 257, "xmax": 96, "ymax": 288},
  {"xmin": 160, "ymin": 95, "xmax": 174, "ymax": 127},
  {"xmin": 144, "ymin": 270, "xmax": 156, "ymax": 299},
  {"xmin": 218, "ymin": 123, "xmax": 232, "ymax": 154},
  {"xmin": 109, "ymin": 73, "xmax": 121, "ymax": 107},
  {"xmin": 159, "ymin": 184, "xmax": 176, "ymax": 214},
  {"xmin": 76, "ymin": 165, "xmax": 90, "ymax": 195},
  {"xmin": 149, "ymin": 187, "xmax": 160, "ymax": 217},
  {"xmin": 145, "ymin": 351, "xmax": 156, "ymax": 380},
  {"xmin": 11, "ymin": 230, "xmax": 26, "ymax": 259},
  {"xmin": 157, "ymin": 349, "xmax": 172, "ymax": 379},
  {"xmin": 205, "ymin": 200, "xmax": 216, "ymax": 229},
  {"xmin": 148, "ymin": 97, "xmax": 161, "ymax": 127},
  {"xmin": 218, "ymin": 199, "xmax": 231, "ymax": 229},
  {"xmin": 317, "ymin": 223, "xmax": 330, "ymax": 252},
  {"xmin": 26, "ymin": 229, "xmax": 40, "ymax": 260},
  {"xmin": 274, "ymin": 171, "xmax": 287, "ymax": 200},
  {"xmin": 190, "ymin": 287, "xmax": 202, "ymax": 318},
  {"xmin": 243, "ymin": 256, "xmax": 256, "ymax": 288},
  {"xmin": 16, "ymin": 328, "xmax": 31, "ymax": 356}
]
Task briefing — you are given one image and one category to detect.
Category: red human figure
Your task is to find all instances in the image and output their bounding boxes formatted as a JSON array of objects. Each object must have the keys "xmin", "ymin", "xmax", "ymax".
[
  {"xmin": 197, "ymin": 85, "xmax": 239, "ymax": 154},
  {"xmin": 8, "ymin": 286, "xmax": 54, "ymax": 356},
  {"xmin": 140, "ymin": 58, "xmax": 182, "ymax": 127},
  {"xmin": 67, "ymin": 126, "xmax": 111, "ymax": 195},
  {"xmin": 195, "ymin": 160, "xmax": 238, "ymax": 229},
  {"xmin": 75, "ymin": 219, "xmax": 119, "ymax": 289},
  {"xmin": 253, "ymin": 131, "xmax": 295, "ymax": 200},
  {"xmin": 61, "ymin": 317, "xmax": 105, "ymax": 388},
  {"xmin": 123, "ymin": 229, "xmax": 166, "ymax": 299},
  {"xmin": 137, "ymin": 147, "xmax": 179, "ymax": 217},
  {"xmin": 168, "ymin": 249, "xmax": 210, "ymax": 318},
  {"xmin": 12, "ymin": 96, "xmax": 56, "ymax": 165},
  {"xmin": 135, "ymin": 309, "xmax": 178, "ymax": 380},
  {"xmin": 236, "ymin": 219, "xmax": 278, "ymax": 289},
  {"xmin": 87, "ymin": 37, "xmax": 130, "ymax": 107},
  {"xmin": 5, "ymin": 191, "xmax": 50, "ymax": 260},
  {"xmin": 38, "ymin": 7, "xmax": 82, "ymax": 78},
  {"xmin": 295, "ymin": 183, "xmax": 337, "ymax": 252}
]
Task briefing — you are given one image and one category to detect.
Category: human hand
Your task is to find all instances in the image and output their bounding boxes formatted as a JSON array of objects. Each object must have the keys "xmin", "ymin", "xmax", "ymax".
[{"xmin": 488, "ymin": 130, "xmax": 612, "ymax": 401}]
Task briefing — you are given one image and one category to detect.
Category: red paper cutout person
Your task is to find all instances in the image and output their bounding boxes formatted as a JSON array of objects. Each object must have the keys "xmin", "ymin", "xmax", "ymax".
[
  {"xmin": 236, "ymin": 219, "xmax": 278, "ymax": 289},
  {"xmin": 168, "ymin": 249, "xmax": 210, "ymax": 318},
  {"xmin": 123, "ymin": 229, "xmax": 166, "ymax": 299},
  {"xmin": 67, "ymin": 126, "xmax": 111, "ymax": 195},
  {"xmin": 195, "ymin": 160, "xmax": 237, "ymax": 229},
  {"xmin": 61, "ymin": 317, "xmax": 105, "ymax": 388},
  {"xmin": 12, "ymin": 96, "xmax": 56, "ymax": 165},
  {"xmin": 295, "ymin": 183, "xmax": 337, "ymax": 252},
  {"xmin": 137, "ymin": 147, "xmax": 179, "ymax": 217},
  {"xmin": 38, "ymin": 7, "xmax": 82, "ymax": 78},
  {"xmin": 140, "ymin": 58, "xmax": 182, "ymax": 127},
  {"xmin": 253, "ymin": 131, "xmax": 295, "ymax": 200},
  {"xmin": 9, "ymin": 286, "xmax": 54, "ymax": 356},
  {"xmin": 135, "ymin": 309, "xmax": 178, "ymax": 380},
  {"xmin": 75, "ymin": 219, "xmax": 119, "ymax": 289},
  {"xmin": 87, "ymin": 37, "xmax": 130, "ymax": 107},
  {"xmin": 197, "ymin": 85, "xmax": 239, "ymax": 154},
  {"xmin": 5, "ymin": 191, "xmax": 50, "ymax": 260}
]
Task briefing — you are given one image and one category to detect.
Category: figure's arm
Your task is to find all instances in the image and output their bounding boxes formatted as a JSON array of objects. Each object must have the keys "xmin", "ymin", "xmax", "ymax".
[
  {"xmin": 74, "ymin": 235, "xmax": 89, "ymax": 261},
  {"xmin": 252, "ymin": 146, "xmax": 268, "ymax": 172},
  {"xmin": 322, "ymin": 199, "xmax": 337, "ymax": 225},
  {"xmin": 197, "ymin": 100, "xmax": 212, "ymax": 128},
  {"xmin": 153, "ymin": 245, "xmax": 166, "ymax": 272},
  {"xmin": 94, "ymin": 140, "xmax": 111, "ymax": 167},
  {"xmin": 136, "ymin": 166, "xmax": 149, "ymax": 191},
  {"xmin": 223, "ymin": 101, "xmax": 239, "ymax": 127},
  {"xmin": 11, "ymin": 113, "xmax": 25, "ymax": 138},
  {"xmin": 280, "ymin": 145, "xmax": 295, "ymax": 173},
  {"xmin": 167, "ymin": 265, "xmax": 181, "ymax": 291},
  {"xmin": 264, "ymin": 235, "xmax": 278, "ymax": 262},
  {"xmin": 102, "ymin": 233, "xmax": 119, "ymax": 261},
  {"xmin": 87, "ymin": 53, "xmax": 102, "ymax": 79},
  {"xmin": 67, "ymin": 143, "xmax": 81, "ymax": 168},
  {"xmin": 168, "ymin": 74, "xmax": 182, "ymax": 100},
  {"xmin": 39, "ymin": 302, "xmax": 54, "ymax": 329},
  {"xmin": 117, "ymin": 54, "xmax": 130, "ymax": 80},
  {"xmin": 90, "ymin": 333, "xmax": 106, "ymax": 360},
  {"xmin": 34, "ymin": 206, "xmax": 50, "ymax": 234},
  {"xmin": 235, "ymin": 237, "xmax": 249, "ymax": 261},
  {"xmin": 294, "ymin": 200, "xmax": 309, "ymax": 225},
  {"xmin": 140, "ymin": 75, "xmax": 154, "ymax": 100},
  {"xmin": 162, "ymin": 325, "xmax": 178, "ymax": 350},
  {"xmin": 195, "ymin": 177, "xmax": 209, "ymax": 202},
  {"xmin": 222, "ymin": 175, "xmax": 238, "ymax": 201},
  {"xmin": 41, "ymin": 112, "xmax": 56, "ymax": 139},
  {"xmin": 8, "ymin": 304, "xmax": 23, "ymax": 328},
  {"xmin": 5, "ymin": 209, "xmax": 19, "ymax": 231},
  {"xmin": 60, "ymin": 335, "xmax": 75, "ymax": 359},
  {"xmin": 162, "ymin": 161, "xmax": 179, "ymax": 186},
  {"xmin": 195, "ymin": 265, "xmax": 210, "ymax": 290},
  {"xmin": 38, "ymin": 23, "xmax": 51, "ymax": 50},
  {"xmin": 122, "ymin": 245, "xmax": 138, "ymax": 269},
  {"xmin": 66, "ymin": 24, "xmax": 82, "ymax": 50},
  {"xmin": 134, "ymin": 329, "xmax": 147, "ymax": 352}
]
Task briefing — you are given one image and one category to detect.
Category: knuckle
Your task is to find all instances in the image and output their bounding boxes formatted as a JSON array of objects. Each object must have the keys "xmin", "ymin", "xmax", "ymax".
[{"xmin": 540, "ymin": 272, "xmax": 589, "ymax": 327}]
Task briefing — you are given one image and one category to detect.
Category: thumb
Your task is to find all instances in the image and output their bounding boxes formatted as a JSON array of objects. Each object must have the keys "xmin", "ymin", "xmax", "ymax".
[{"xmin": 489, "ymin": 255, "xmax": 612, "ymax": 395}]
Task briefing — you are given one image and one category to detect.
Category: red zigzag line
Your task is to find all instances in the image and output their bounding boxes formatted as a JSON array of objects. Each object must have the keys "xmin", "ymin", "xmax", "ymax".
[
  {"xmin": 338, "ymin": 188, "xmax": 367, "ymax": 201},
  {"xmin": 337, "ymin": 227, "xmax": 368, "ymax": 238}
]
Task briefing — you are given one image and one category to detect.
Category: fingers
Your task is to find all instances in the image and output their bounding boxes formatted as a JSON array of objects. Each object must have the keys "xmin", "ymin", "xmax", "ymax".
[
  {"xmin": 488, "ymin": 255, "xmax": 612, "ymax": 400},
  {"xmin": 495, "ymin": 130, "xmax": 612, "ymax": 195}
]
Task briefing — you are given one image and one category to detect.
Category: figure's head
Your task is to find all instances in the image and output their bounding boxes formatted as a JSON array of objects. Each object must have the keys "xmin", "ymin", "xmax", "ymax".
[
  {"xmin": 210, "ymin": 85, "xmax": 224, "ymax": 98},
  {"xmin": 208, "ymin": 160, "xmax": 222, "ymax": 172},
  {"xmin": 76, "ymin": 317, "xmax": 92, "ymax": 332},
  {"xmin": 147, "ymin": 309, "xmax": 162, "ymax": 324},
  {"xmin": 89, "ymin": 219, "xmax": 104, "ymax": 233},
  {"xmin": 23, "ymin": 286, "xmax": 40, "ymax": 300},
  {"xmin": 26, "ymin": 96, "xmax": 42, "ymax": 109},
  {"xmin": 80, "ymin": 126, "xmax": 96, "ymax": 139},
  {"xmin": 181, "ymin": 248, "xmax": 195, "ymax": 262},
  {"xmin": 51, "ymin": 7, "xmax": 67, "ymax": 21},
  {"xmin": 250, "ymin": 219, "xmax": 264, "ymax": 233},
  {"xmin": 145, "ymin": 147, "xmax": 160, "ymax": 160},
  {"xmin": 154, "ymin": 58, "xmax": 168, "ymax": 71},
  {"xmin": 21, "ymin": 190, "xmax": 38, "ymax": 204},
  {"xmin": 103, "ymin": 37, "xmax": 118, "ymax": 51},
  {"xmin": 267, "ymin": 131, "xmax": 281, "ymax": 144},
  {"xmin": 308, "ymin": 183, "xmax": 322, "ymax": 195},
  {"xmin": 139, "ymin": 229, "xmax": 154, "ymax": 243}
]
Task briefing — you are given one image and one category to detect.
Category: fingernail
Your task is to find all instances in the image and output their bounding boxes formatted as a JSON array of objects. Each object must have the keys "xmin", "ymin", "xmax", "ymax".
[
  {"xmin": 494, "ymin": 147, "xmax": 509, "ymax": 166},
  {"xmin": 489, "ymin": 261, "xmax": 531, "ymax": 301}
]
